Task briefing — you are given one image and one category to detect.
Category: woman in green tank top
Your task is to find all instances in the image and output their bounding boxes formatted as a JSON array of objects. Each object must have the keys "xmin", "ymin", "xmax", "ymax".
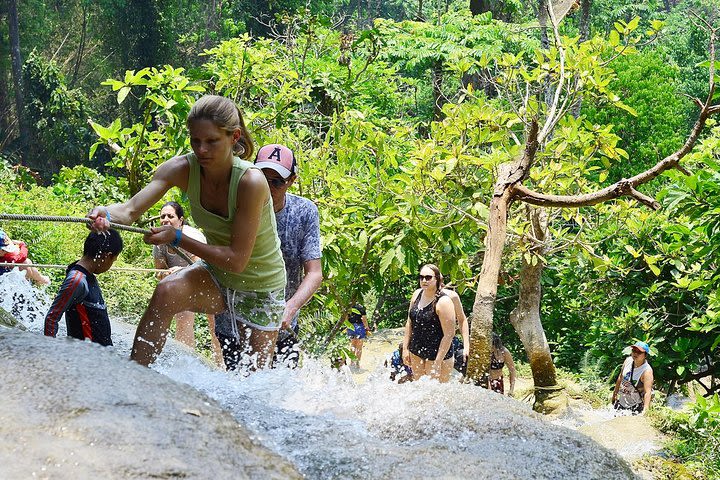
[{"xmin": 88, "ymin": 95, "xmax": 286, "ymax": 371}]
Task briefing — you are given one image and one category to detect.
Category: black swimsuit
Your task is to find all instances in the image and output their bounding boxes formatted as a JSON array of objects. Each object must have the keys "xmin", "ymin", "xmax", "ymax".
[{"xmin": 408, "ymin": 293, "xmax": 453, "ymax": 361}]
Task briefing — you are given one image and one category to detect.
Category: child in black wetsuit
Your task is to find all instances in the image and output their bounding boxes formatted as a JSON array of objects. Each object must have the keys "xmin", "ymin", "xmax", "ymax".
[{"xmin": 44, "ymin": 230, "xmax": 123, "ymax": 346}]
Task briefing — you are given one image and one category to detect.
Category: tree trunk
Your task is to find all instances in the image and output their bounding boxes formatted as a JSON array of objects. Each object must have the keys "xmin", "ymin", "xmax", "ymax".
[
  {"xmin": 579, "ymin": 0, "xmax": 591, "ymax": 42},
  {"xmin": 371, "ymin": 284, "xmax": 389, "ymax": 329},
  {"xmin": 0, "ymin": 68, "xmax": 10, "ymax": 147},
  {"xmin": 7, "ymin": 0, "xmax": 30, "ymax": 156},
  {"xmin": 508, "ymin": 207, "xmax": 567, "ymax": 413},
  {"xmin": 70, "ymin": 2, "xmax": 88, "ymax": 88},
  {"xmin": 204, "ymin": 0, "xmax": 217, "ymax": 50},
  {"xmin": 466, "ymin": 188, "xmax": 512, "ymax": 381},
  {"xmin": 466, "ymin": 122, "xmax": 540, "ymax": 383}
]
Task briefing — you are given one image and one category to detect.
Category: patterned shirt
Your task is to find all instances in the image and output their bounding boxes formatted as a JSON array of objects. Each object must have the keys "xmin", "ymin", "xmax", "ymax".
[{"xmin": 276, "ymin": 193, "xmax": 321, "ymax": 327}]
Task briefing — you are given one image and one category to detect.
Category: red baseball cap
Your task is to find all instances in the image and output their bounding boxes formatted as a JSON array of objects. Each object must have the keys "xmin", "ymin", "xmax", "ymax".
[{"xmin": 254, "ymin": 144, "xmax": 296, "ymax": 179}]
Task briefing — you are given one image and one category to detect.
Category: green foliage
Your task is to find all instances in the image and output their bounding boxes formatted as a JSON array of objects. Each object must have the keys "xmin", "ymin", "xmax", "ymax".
[
  {"xmin": 22, "ymin": 51, "xmax": 96, "ymax": 177},
  {"xmin": 659, "ymin": 0, "xmax": 716, "ymax": 102},
  {"xmin": 52, "ymin": 165, "xmax": 128, "ymax": 205},
  {"xmin": 587, "ymin": 0, "xmax": 667, "ymax": 35},
  {"xmin": 583, "ymin": 50, "xmax": 690, "ymax": 182},
  {"xmin": 654, "ymin": 396, "xmax": 720, "ymax": 478},
  {"xmin": 298, "ymin": 309, "xmax": 355, "ymax": 365},
  {"xmin": 90, "ymin": 65, "xmax": 204, "ymax": 195}
]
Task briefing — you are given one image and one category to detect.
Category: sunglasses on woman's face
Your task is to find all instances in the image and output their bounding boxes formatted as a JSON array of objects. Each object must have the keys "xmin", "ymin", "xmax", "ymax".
[
  {"xmin": 160, "ymin": 213, "xmax": 176, "ymax": 219},
  {"xmin": 418, "ymin": 274, "xmax": 435, "ymax": 282}
]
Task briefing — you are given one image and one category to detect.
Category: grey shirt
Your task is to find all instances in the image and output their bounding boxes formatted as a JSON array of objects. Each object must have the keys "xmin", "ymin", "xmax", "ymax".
[
  {"xmin": 152, "ymin": 225, "xmax": 205, "ymax": 268},
  {"xmin": 276, "ymin": 193, "xmax": 321, "ymax": 327}
]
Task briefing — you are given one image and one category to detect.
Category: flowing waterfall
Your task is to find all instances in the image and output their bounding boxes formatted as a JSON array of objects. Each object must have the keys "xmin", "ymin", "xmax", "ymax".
[{"xmin": 1, "ymin": 270, "xmax": 638, "ymax": 479}]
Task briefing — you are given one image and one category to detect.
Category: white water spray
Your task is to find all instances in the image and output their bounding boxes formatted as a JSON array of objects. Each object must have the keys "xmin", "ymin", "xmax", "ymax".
[{"xmin": 1, "ymin": 276, "xmax": 638, "ymax": 479}]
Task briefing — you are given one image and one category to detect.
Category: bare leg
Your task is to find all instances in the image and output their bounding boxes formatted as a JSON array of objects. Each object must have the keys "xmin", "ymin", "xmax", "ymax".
[
  {"xmin": 438, "ymin": 358, "xmax": 455, "ymax": 383},
  {"xmin": 174, "ymin": 311, "xmax": 196, "ymax": 349},
  {"xmin": 228, "ymin": 325, "xmax": 279, "ymax": 371},
  {"xmin": 350, "ymin": 338, "xmax": 363, "ymax": 366},
  {"xmin": 249, "ymin": 329, "xmax": 279, "ymax": 370},
  {"xmin": 409, "ymin": 352, "xmax": 428, "ymax": 380},
  {"xmin": 131, "ymin": 265, "xmax": 224, "ymax": 366},
  {"xmin": 207, "ymin": 314, "xmax": 224, "ymax": 368}
]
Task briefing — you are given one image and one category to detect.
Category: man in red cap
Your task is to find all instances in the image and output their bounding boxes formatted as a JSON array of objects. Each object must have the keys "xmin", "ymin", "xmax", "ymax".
[{"xmin": 255, "ymin": 144, "xmax": 322, "ymax": 367}]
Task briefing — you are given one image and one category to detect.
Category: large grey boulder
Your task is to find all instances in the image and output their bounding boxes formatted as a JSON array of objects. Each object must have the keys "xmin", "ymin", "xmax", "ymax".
[{"xmin": 0, "ymin": 328, "xmax": 300, "ymax": 479}]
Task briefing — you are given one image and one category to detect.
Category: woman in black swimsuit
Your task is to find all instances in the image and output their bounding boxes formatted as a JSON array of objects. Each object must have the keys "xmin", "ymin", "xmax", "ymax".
[
  {"xmin": 488, "ymin": 333, "xmax": 516, "ymax": 395},
  {"xmin": 402, "ymin": 264, "xmax": 456, "ymax": 382}
]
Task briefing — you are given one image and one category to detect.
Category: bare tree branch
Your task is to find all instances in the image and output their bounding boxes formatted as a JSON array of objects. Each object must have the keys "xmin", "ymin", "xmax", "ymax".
[
  {"xmin": 513, "ymin": 24, "xmax": 718, "ymax": 213},
  {"xmin": 537, "ymin": 1, "xmax": 566, "ymax": 145}
]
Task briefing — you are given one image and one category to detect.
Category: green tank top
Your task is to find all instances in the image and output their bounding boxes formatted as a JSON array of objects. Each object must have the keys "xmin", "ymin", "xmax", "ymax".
[{"xmin": 185, "ymin": 153, "xmax": 286, "ymax": 292}]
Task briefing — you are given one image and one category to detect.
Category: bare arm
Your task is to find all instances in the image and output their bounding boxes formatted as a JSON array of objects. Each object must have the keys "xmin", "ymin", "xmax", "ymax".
[
  {"xmin": 611, "ymin": 358, "xmax": 629, "ymax": 404},
  {"xmin": 443, "ymin": 289, "xmax": 469, "ymax": 360},
  {"xmin": 641, "ymin": 368, "xmax": 654, "ymax": 414},
  {"xmin": 431, "ymin": 296, "xmax": 455, "ymax": 378},
  {"xmin": 504, "ymin": 349, "xmax": 517, "ymax": 396},
  {"xmin": 88, "ymin": 156, "xmax": 188, "ymax": 229},
  {"xmin": 453, "ymin": 293, "xmax": 469, "ymax": 360},
  {"xmin": 361, "ymin": 313, "xmax": 370, "ymax": 330},
  {"xmin": 281, "ymin": 259, "xmax": 323, "ymax": 329}
]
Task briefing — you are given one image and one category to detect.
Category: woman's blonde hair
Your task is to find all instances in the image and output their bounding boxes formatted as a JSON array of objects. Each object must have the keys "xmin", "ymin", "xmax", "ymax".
[{"xmin": 187, "ymin": 95, "xmax": 254, "ymax": 160}]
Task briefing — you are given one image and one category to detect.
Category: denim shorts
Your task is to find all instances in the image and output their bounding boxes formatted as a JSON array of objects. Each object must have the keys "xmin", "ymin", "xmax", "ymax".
[
  {"xmin": 347, "ymin": 322, "xmax": 367, "ymax": 339},
  {"xmin": 200, "ymin": 261, "xmax": 285, "ymax": 335}
]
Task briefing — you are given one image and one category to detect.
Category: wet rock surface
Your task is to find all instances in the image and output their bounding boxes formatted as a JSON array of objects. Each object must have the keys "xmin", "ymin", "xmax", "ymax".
[
  {"xmin": 0, "ymin": 272, "xmax": 640, "ymax": 480},
  {"xmin": 0, "ymin": 328, "xmax": 300, "ymax": 479}
]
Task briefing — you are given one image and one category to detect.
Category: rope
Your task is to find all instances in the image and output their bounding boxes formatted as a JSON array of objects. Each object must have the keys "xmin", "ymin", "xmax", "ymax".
[
  {"xmin": 534, "ymin": 385, "xmax": 565, "ymax": 392},
  {"xmin": 0, "ymin": 213, "xmax": 194, "ymax": 264},
  {"xmin": 0, "ymin": 262, "xmax": 169, "ymax": 274},
  {"xmin": 0, "ymin": 213, "xmax": 149, "ymax": 234}
]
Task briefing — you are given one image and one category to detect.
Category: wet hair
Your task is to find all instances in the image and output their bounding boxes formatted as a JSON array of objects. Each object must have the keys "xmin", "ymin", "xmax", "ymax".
[
  {"xmin": 83, "ymin": 229, "xmax": 123, "ymax": 259},
  {"xmin": 161, "ymin": 201, "xmax": 185, "ymax": 226},
  {"xmin": 187, "ymin": 95, "xmax": 254, "ymax": 160},
  {"xmin": 492, "ymin": 333, "xmax": 504, "ymax": 352}
]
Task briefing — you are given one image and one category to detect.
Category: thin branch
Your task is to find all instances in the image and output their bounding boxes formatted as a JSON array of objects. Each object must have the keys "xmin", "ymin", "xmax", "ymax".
[
  {"xmin": 537, "ymin": 2, "xmax": 566, "ymax": 145},
  {"xmin": 513, "ymin": 23, "xmax": 718, "ymax": 211}
]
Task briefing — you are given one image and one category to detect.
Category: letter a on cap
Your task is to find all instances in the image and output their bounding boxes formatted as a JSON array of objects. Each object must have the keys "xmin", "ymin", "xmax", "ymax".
[
  {"xmin": 255, "ymin": 143, "xmax": 295, "ymax": 178},
  {"xmin": 268, "ymin": 147, "xmax": 282, "ymax": 162}
]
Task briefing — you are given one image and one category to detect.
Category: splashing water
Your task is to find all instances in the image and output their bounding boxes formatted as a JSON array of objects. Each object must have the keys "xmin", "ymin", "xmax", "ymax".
[
  {"xmin": 0, "ymin": 269, "xmax": 53, "ymax": 332},
  {"xmin": 2, "ymin": 277, "xmax": 637, "ymax": 479}
]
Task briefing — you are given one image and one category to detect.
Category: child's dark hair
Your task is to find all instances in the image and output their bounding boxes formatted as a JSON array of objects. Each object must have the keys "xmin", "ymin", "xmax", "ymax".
[{"xmin": 83, "ymin": 229, "xmax": 123, "ymax": 258}]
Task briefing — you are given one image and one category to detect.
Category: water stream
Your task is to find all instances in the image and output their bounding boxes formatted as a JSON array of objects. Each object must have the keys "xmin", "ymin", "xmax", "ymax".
[{"xmin": 1, "ymin": 270, "xmax": 638, "ymax": 479}]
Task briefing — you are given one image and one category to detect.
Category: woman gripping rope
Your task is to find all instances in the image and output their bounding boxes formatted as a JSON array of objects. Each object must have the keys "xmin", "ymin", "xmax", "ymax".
[{"xmin": 88, "ymin": 95, "xmax": 286, "ymax": 371}]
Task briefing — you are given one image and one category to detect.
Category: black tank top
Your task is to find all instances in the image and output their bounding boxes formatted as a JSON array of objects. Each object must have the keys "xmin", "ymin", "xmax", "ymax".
[{"xmin": 408, "ymin": 292, "xmax": 453, "ymax": 361}]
